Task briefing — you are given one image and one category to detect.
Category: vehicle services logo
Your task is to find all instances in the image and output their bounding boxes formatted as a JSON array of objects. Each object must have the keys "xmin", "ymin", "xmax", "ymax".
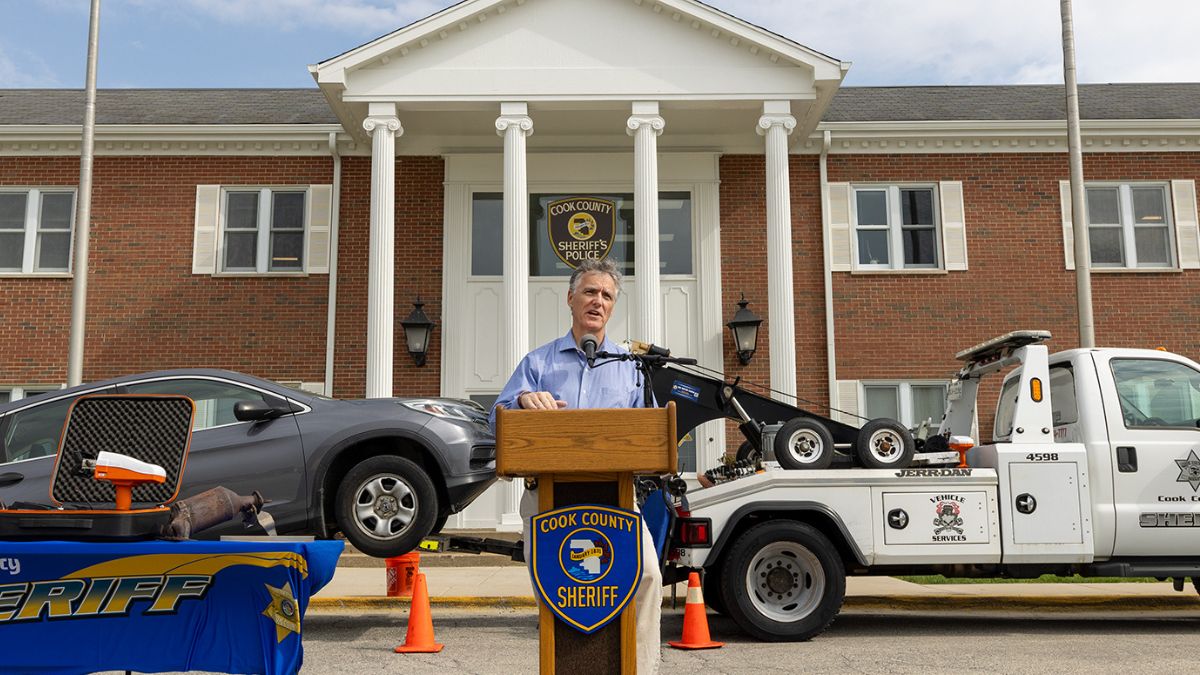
[{"xmin": 530, "ymin": 504, "xmax": 641, "ymax": 634}]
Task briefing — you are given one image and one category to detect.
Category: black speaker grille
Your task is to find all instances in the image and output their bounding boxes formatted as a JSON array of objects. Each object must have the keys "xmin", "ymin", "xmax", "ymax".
[{"xmin": 50, "ymin": 395, "xmax": 193, "ymax": 507}]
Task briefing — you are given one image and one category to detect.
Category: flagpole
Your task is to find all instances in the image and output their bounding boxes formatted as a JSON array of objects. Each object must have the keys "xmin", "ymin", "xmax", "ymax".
[
  {"xmin": 68, "ymin": 0, "xmax": 102, "ymax": 386},
  {"xmin": 1061, "ymin": 0, "xmax": 1094, "ymax": 348}
]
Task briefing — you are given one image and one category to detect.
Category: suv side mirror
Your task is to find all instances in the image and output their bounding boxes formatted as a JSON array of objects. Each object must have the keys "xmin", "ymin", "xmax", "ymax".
[{"xmin": 233, "ymin": 400, "xmax": 287, "ymax": 422}]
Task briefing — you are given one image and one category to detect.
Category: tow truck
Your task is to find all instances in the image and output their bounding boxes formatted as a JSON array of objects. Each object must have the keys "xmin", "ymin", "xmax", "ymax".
[{"xmin": 669, "ymin": 331, "xmax": 1200, "ymax": 641}]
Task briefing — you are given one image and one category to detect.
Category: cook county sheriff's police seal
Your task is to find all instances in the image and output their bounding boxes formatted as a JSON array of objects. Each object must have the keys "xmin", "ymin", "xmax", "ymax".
[
  {"xmin": 547, "ymin": 197, "xmax": 616, "ymax": 269},
  {"xmin": 531, "ymin": 504, "xmax": 642, "ymax": 634}
]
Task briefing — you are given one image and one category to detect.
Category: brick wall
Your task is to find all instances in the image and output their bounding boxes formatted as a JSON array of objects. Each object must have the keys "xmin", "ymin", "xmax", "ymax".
[
  {"xmin": 715, "ymin": 151, "xmax": 1200, "ymax": 453},
  {"xmin": 1, "ymin": 156, "xmax": 333, "ymax": 385},
  {"xmin": 828, "ymin": 152, "xmax": 1200, "ymax": 437},
  {"xmin": 718, "ymin": 154, "xmax": 829, "ymax": 451},
  {"xmin": 332, "ymin": 156, "xmax": 444, "ymax": 399},
  {"xmin": 4, "ymin": 148, "xmax": 1198, "ymax": 445},
  {"xmin": 0, "ymin": 154, "xmax": 446, "ymax": 399}
]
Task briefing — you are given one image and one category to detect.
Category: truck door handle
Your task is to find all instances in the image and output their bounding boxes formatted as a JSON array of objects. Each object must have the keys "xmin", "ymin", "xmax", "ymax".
[
  {"xmin": 1116, "ymin": 446, "xmax": 1138, "ymax": 472},
  {"xmin": 0, "ymin": 472, "xmax": 23, "ymax": 487}
]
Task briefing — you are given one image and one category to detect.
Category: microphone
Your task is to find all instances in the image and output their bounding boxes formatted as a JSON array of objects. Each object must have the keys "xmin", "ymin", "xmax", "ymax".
[
  {"xmin": 628, "ymin": 340, "xmax": 671, "ymax": 357},
  {"xmin": 581, "ymin": 333, "xmax": 599, "ymax": 367}
]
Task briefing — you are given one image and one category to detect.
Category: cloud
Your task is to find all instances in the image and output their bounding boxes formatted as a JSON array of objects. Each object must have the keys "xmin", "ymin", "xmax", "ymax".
[
  {"xmin": 162, "ymin": 0, "xmax": 448, "ymax": 35},
  {"xmin": 0, "ymin": 44, "xmax": 61, "ymax": 87},
  {"xmin": 713, "ymin": 0, "xmax": 1200, "ymax": 85}
]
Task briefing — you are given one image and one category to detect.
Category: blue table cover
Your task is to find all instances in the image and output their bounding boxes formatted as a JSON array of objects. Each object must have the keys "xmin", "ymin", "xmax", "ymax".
[{"xmin": 0, "ymin": 539, "xmax": 342, "ymax": 675}]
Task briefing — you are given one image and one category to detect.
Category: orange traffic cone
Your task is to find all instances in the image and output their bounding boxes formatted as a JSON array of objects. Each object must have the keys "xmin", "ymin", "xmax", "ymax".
[
  {"xmin": 668, "ymin": 571, "xmax": 724, "ymax": 650},
  {"xmin": 394, "ymin": 572, "xmax": 444, "ymax": 653}
]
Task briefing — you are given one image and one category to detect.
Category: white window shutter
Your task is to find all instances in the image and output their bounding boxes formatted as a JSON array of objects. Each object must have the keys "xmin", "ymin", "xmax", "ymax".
[
  {"xmin": 826, "ymin": 182, "xmax": 853, "ymax": 271},
  {"xmin": 835, "ymin": 380, "xmax": 860, "ymax": 425},
  {"xmin": 1171, "ymin": 180, "xmax": 1200, "ymax": 269},
  {"xmin": 192, "ymin": 185, "xmax": 220, "ymax": 275},
  {"xmin": 939, "ymin": 181, "xmax": 968, "ymax": 270},
  {"xmin": 306, "ymin": 185, "xmax": 333, "ymax": 274},
  {"xmin": 1059, "ymin": 180, "xmax": 1076, "ymax": 270}
]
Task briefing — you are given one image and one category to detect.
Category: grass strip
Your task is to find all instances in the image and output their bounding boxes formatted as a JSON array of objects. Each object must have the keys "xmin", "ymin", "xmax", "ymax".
[{"xmin": 895, "ymin": 574, "xmax": 1159, "ymax": 584}]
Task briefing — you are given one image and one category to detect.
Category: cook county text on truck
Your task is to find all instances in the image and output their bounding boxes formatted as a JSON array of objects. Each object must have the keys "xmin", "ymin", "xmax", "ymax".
[{"xmin": 672, "ymin": 331, "xmax": 1200, "ymax": 642}]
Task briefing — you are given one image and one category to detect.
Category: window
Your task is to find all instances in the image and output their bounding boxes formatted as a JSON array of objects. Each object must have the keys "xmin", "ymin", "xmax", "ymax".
[
  {"xmin": 0, "ymin": 388, "xmax": 99, "ymax": 465},
  {"xmin": 222, "ymin": 189, "xmax": 306, "ymax": 273},
  {"xmin": 853, "ymin": 186, "xmax": 938, "ymax": 269},
  {"xmin": 1110, "ymin": 359, "xmax": 1200, "ymax": 429},
  {"xmin": 1049, "ymin": 365, "xmax": 1079, "ymax": 426},
  {"xmin": 123, "ymin": 378, "xmax": 287, "ymax": 431},
  {"xmin": 469, "ymin": 191, "xmax": 694, "ymax": 277},
  {"xmin": 862, "ymin": 381, "xmax": 947, "ymax": 427},
  {"xmin": 0, "ymin": 386, "xmax": 61, "ymax": 405},
  {"xmin": 0, "ymin": 189, "xmax": 75, "ymax": 274},
  {"xmin": 994, "ymin": 376, "xmax": 1020, "ymax": 439},
  {"xmin": 1084, "ymin": 184, "xmax": 1173, "ymax": 268}
]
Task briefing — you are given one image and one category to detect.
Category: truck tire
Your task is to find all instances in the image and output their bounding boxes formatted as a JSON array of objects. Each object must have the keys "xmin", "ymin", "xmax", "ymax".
[
  {"xmin": 735, "ymin": 440, "xmax": 757, "ymax": 463},
  {"xmin": 702, "ymin": 570, "xmax": 727, "ymax": 615},
  {"xmin": 854, "ymin": 418, "xmax": 915, "ymax": 469},
  {"xmin": 773, "ymin": 418, "xmax": 835, "ymax": 470},
  {"xmin": 720, "ymin": 521, "xmax": 845, "ymax": 642},
  {"xmin": 334, "ymin": 456, "xmax": 438, "ymax": 558}
]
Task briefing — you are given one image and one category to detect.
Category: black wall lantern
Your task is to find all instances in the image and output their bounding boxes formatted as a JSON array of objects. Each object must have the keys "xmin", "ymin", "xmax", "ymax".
[
  {"xmin": 726, "ymin": 293, "xmax": 763, "ymax": 365},
  {"xmin": 400, "ymin": 296, "xmax": 435, "ymax": 367}
]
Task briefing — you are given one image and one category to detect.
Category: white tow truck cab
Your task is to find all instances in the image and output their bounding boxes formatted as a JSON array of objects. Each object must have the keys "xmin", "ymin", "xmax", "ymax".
[{"xmin": 674, "ymin": 331, "xmax": 1200, "ymax": 642}]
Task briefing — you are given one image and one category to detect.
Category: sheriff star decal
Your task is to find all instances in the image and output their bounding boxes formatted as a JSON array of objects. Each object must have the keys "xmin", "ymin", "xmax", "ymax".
[
  {"xmin": 1175, "ymin": 449, "xmax": 1200, "ymax": 492},
  {"xmin": 262, "ymin": 581, "xmax": 301, "ymax": 642}
]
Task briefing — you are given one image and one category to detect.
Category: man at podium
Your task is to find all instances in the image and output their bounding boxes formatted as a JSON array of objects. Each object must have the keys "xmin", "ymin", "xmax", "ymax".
[{"xmin": 490, "ymin": 258, "xmax": 662, "ymax": 675}]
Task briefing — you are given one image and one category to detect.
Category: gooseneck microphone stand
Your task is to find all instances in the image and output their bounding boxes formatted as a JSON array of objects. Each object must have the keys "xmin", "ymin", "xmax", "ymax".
[{"xmin": 591, "ymin": 349, "xmax": 697, "ymax": 408}]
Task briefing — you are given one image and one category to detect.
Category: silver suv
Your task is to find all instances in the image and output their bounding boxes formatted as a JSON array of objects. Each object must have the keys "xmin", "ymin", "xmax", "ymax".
[{"xmin": 0, "ymin": 369, "xmax": 497, "ymax": 557}]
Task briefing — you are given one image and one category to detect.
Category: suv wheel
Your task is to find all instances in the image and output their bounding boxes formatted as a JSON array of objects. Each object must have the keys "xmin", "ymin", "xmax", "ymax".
[{"xmin": 335, "ymin": 456, "xmax": 437, "ymax": 557}]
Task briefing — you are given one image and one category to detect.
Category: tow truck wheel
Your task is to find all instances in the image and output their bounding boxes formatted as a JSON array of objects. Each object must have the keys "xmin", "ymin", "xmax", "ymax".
[
  {"xmin": 774, "ymin": 418, "xmax": 835, "ymax": 470},
  {"xmin": 735, "ymin": 440, "xmax": 757, "ymax": 463},
  {"xmin": 721, "ymin": 521, "xmax": 845, "ymax": 642},
  {"xmin": 854, "ymin": 419, "xmax": 916, "ymax": 469},
  {"xmin": 702, "ymin": 570, "xmax": 727, "ymax": 615}
]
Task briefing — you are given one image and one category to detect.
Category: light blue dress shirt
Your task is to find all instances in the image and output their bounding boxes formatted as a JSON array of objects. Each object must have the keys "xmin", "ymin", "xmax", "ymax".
[{"xmin": 489, "ymin": 330, "xmax": 645, "ymax": 430}]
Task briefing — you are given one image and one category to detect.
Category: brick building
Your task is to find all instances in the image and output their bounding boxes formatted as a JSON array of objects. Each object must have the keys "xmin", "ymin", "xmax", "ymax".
[{"xmin": 2, "ymin": 0, "xmax": 1198, "ymax": 529}]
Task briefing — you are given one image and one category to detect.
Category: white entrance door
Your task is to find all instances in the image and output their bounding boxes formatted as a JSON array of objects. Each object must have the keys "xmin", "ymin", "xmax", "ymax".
[{"xmin": 442, "ymin": 154, "xmax": 724, "ymax": 530}]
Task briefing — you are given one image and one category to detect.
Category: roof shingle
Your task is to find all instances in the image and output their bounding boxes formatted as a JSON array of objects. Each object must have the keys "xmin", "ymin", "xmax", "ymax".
[{"xmin": 1, "ymin": 83, "xmax": 1197, "ymax": 126}]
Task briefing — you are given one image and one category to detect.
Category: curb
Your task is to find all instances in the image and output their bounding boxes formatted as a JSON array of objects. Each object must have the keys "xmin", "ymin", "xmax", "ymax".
[
  {"xmin": 311, "ymin": 596, "xmax": 539, "ymax": 610},
  {"xmin": 845, "ymin": 594, "xmax": 1200, "ymax": 612},
  {"xmin": 308, "ymin": 594, "xmax": 1200, "ymax": 613}
]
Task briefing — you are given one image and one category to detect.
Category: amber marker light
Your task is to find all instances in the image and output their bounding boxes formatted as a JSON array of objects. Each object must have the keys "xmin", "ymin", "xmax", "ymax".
[{"xmin": 1030, "ymin": 377, "xmax": 1043, "ymax": 402}]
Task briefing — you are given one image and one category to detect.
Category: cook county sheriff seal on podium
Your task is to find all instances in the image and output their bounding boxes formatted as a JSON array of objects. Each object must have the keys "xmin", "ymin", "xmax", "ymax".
[{"xmin": 531, "ymin": 504, "xmax": 643, "ymax": 634}]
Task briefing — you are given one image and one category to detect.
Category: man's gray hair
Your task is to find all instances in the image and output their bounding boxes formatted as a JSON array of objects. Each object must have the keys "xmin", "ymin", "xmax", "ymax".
[{"xmin": 568, "ymin": 258, "xmax": 623, "ymax": 294}]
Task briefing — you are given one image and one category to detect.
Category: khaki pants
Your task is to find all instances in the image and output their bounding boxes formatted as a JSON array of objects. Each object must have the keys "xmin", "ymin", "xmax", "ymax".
[{"xmin": 521, "ymin": 489, "xmax": 662, "ymax": 675}]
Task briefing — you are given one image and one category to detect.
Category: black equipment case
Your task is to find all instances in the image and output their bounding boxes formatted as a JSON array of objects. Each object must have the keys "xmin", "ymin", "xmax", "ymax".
[{"xmin": 0, "ymin": 394, "xmax": 194, "ymax": 541}]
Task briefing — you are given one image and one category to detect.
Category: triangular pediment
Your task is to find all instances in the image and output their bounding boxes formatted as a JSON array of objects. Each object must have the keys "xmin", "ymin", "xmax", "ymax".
[{"xmin": 311, "ymin": 0, "xmax": 847, "ymax": 149}]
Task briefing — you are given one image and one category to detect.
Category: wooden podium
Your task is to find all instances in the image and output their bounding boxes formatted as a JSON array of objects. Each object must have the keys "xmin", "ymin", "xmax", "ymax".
[{"xmin": 496, "ymin": 402, "xmax": 677, "ymax": 675}]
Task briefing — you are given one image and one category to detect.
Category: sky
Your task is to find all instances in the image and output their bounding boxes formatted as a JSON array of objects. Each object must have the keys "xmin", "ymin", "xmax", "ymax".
[{"xmin": 0, "ymin": 0, "xmax": 1197, "ymax": 89}]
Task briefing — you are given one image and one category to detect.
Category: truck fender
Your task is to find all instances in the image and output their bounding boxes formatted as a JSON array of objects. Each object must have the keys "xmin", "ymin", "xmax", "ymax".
[{"xmin": 708, "ymin": 501, "xmax": 867, "ymax": 567}]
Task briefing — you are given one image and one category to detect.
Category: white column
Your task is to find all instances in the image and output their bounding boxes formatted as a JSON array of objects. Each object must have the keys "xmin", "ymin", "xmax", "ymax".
[
  {"xmin": 362, "ymin": 103, "xmax": 402, "ymax": 399},
  {"xmin": 495, "ymin": 102, "xmax": 533, "ymax": 530},
  {"xmin": 627, "ymin": 101, "xmax": 665, "ymax": 345},
  {"xmin": 758, "ymin": 101, "xmax": 798, "ymax": 402}
]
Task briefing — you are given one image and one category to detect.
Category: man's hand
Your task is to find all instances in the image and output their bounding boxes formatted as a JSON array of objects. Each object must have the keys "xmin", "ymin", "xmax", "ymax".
[{"xmin": 518, "ymin": 391, "xmax": 568, "ymax": 410}]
